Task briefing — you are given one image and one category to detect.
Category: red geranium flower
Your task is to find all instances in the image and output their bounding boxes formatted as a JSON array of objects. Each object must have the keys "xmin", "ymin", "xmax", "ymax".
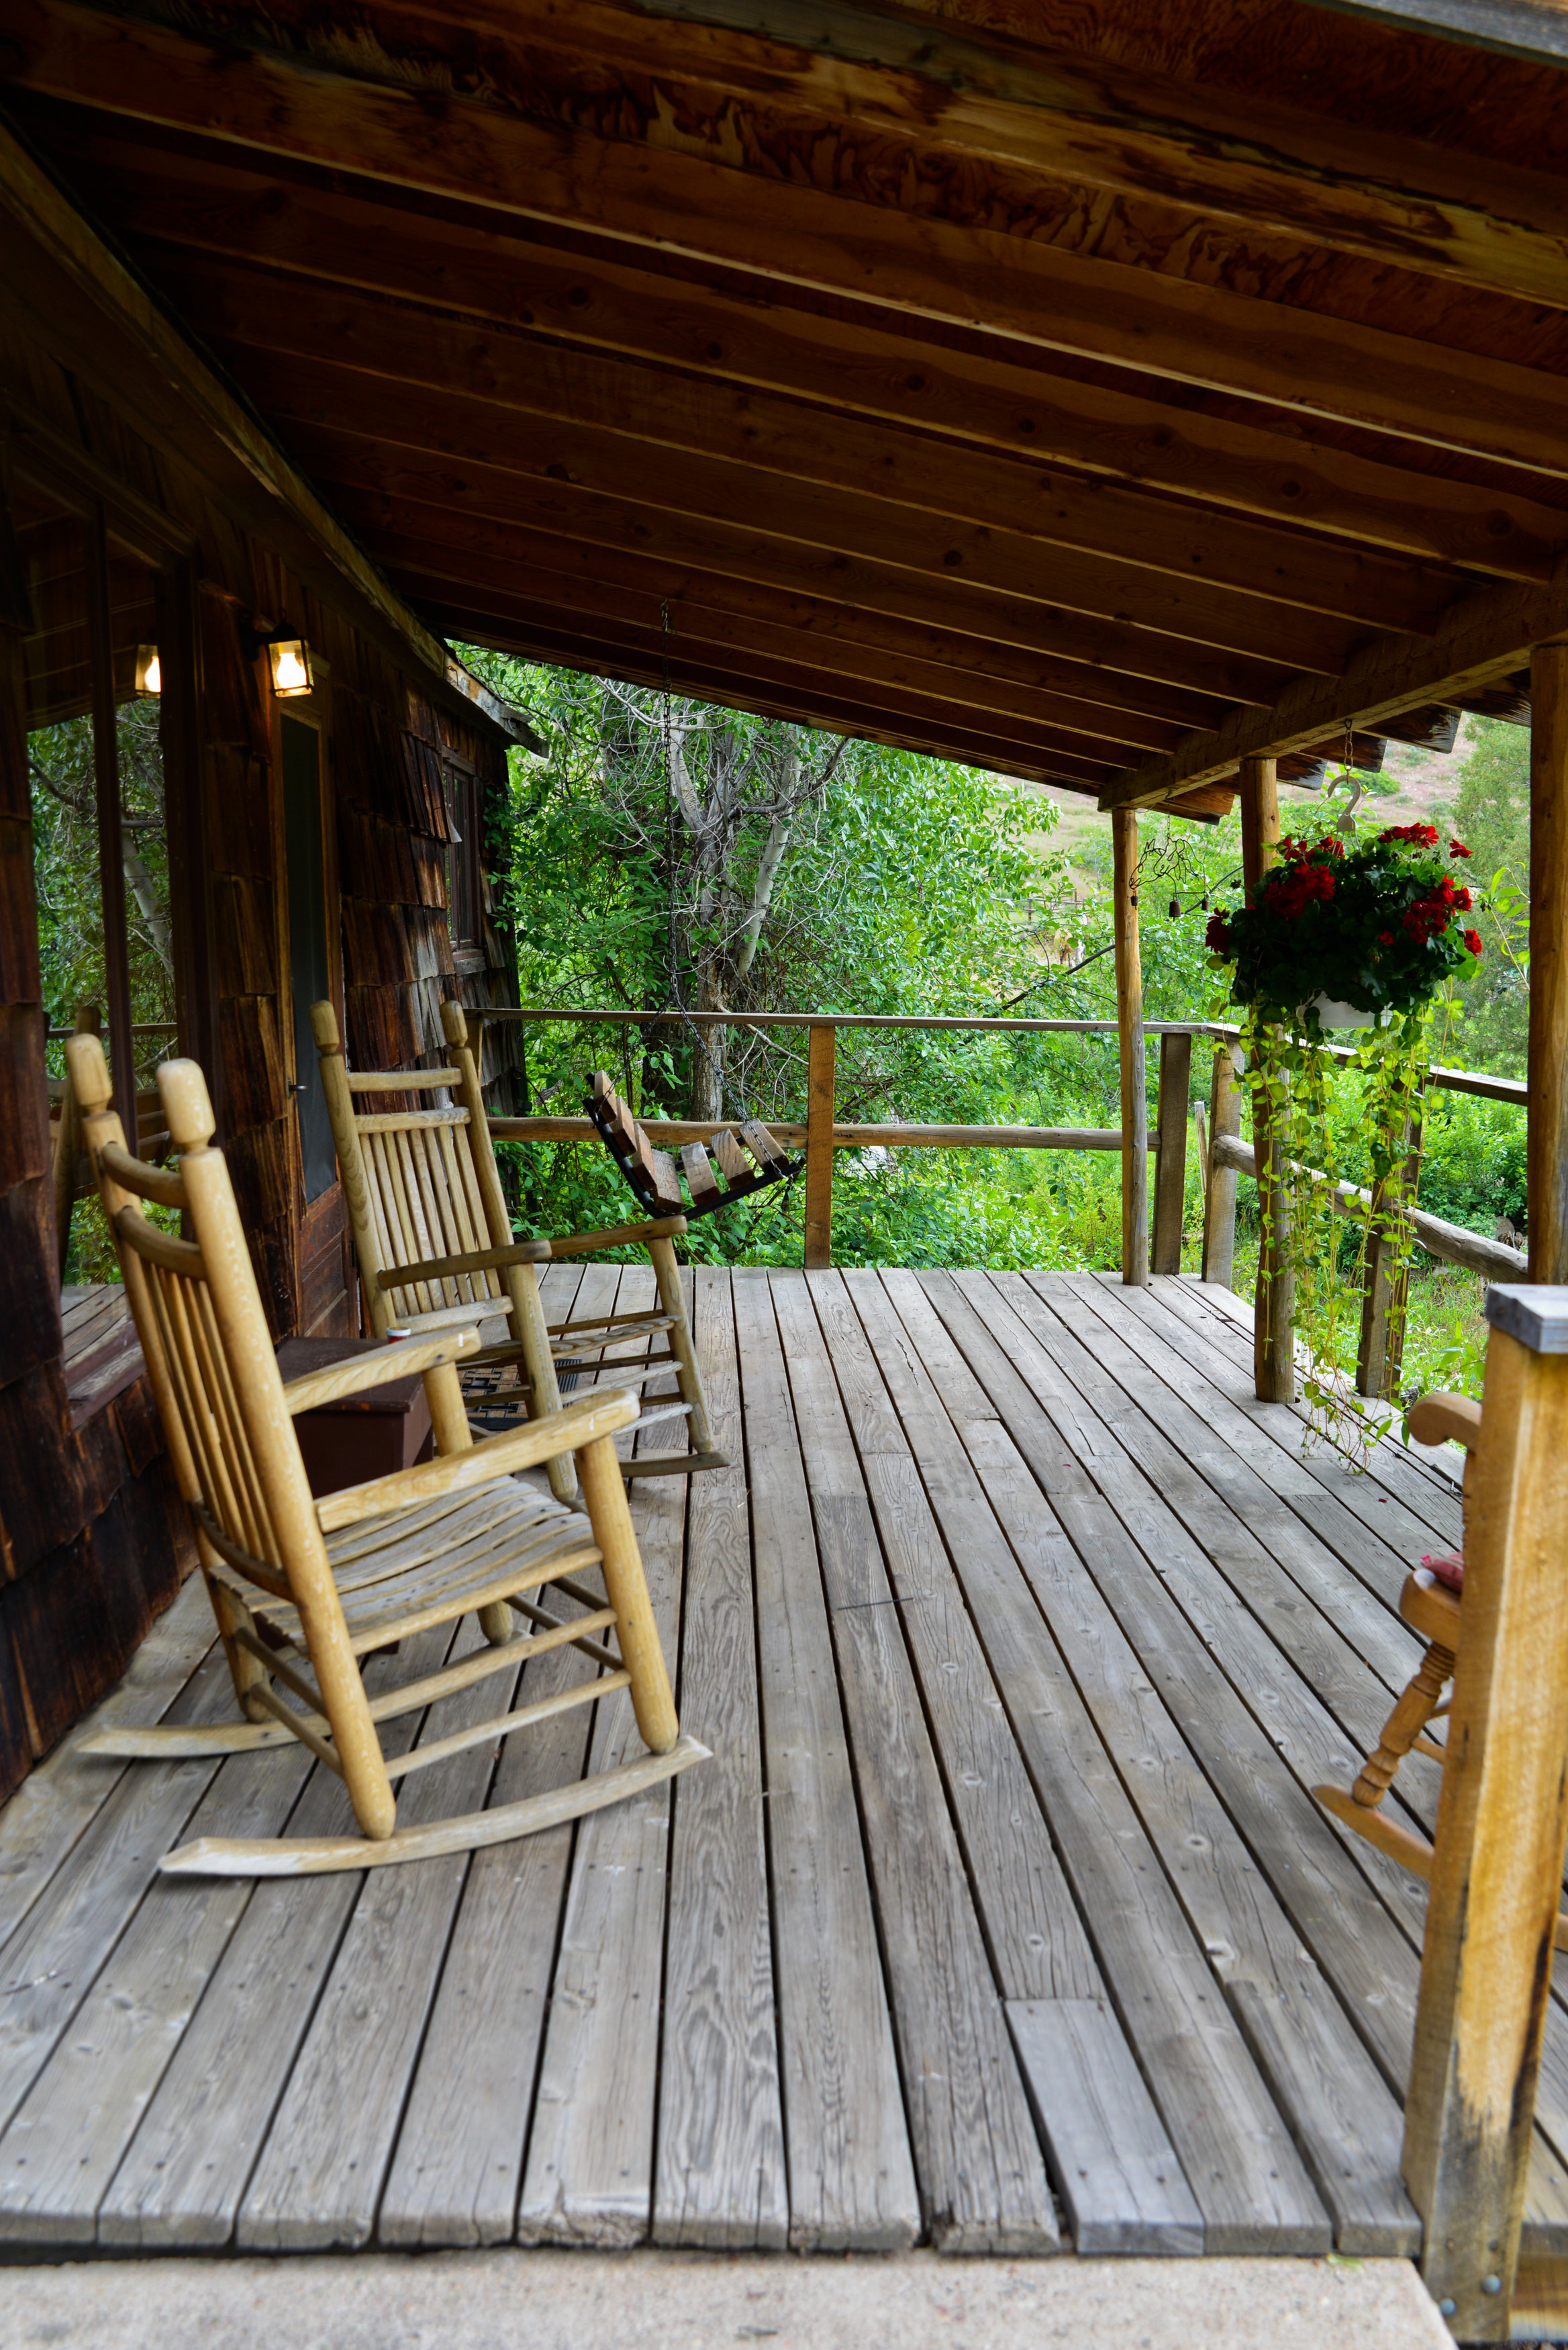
[
  {"xmin": 1379, "ymin": 822, "xmax": 1440, "ymax": 847},
  {"xmin": 1450, "ymin": 839, "xmax": 1473, "ymax": 859},
  {"xmin": 1206, "ymin": 912, "xmax": 1231, "ymax": 953},
  {"xmin": 1463, "ymin": 929, "xmax": 1483, "ymax": 956},
  {"xmin": 1377, "ymin": 929, "xmax": 1393, "ymax": 945}
]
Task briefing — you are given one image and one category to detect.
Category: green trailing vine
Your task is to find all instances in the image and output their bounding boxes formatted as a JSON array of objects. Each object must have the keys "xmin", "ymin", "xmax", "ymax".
[{"xmin": 1211, "ymin": 821, "xmax": 1481, "ymax": 1463}]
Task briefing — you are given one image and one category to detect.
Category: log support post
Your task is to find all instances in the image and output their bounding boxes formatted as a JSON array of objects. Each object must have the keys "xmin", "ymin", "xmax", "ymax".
[
  {"xmin": 803, "ymin": 1019, "xmax": 836, "ymax": 1271},
  {"xmin": 1357, "ymin": 1097, "xmax": 1424, "ymax": 1401},
  {"xmin": 1150, "ymin": 1029, "xmax": 1192, "ymax": 1276},
  {"xmin": 1112, "ymin": 808, "xmax": 1148, "ymax": 1286},
  {"xmin": 1529, "ymin": 642, "xmax": 1568, "ymax": 1283},
  {"xmin": 1240, "ymin": 756, "xmax": 1293, "ymax": 1401},
  {"xmin": 1403, "ymin": 1285, "xmax": 1568, "ymax": 2340},
  {"xmin": 1202, "ymin": 1042, "xmax": 1242, "ymax": 1286}
]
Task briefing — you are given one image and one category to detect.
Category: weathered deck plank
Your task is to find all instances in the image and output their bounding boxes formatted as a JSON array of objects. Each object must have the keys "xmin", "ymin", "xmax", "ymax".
[
  {"xmin": 1007, "ymin": 2001, "xmax": 1204, "ymax": 2256},
  {"xmin": 771, "ymin": 1274, "xmax": 1061, "ymax": 2255},
  {"xmin": 0, "ymin": 1268, "xmax": 1524, "ymax": 2266},
  {"xmin": 850, "ymin": 1272, "xmax": 1330, "ymax": 2254},
  {"xmin": 924, "ymin": 1274, "xmax": 1427, "ymax": 2079},
  {"xmin": 236, "ymin": 1624, "xmax": 521, "ymax": 2251},
  {"xmin": 0, "ymin": 1574, "xmax": 213, "ymax": 1955},
  {"xmin": 653, "ymin": 1264, "xmax": 788, "ymax": 2249},
  {"xmin": 731, "ymin": 1270, "xmax": 920, "ymax": 2253},
  {"xmin": 516, "ymin": 1264, "xmax": 688, "ymax": 2248},
  {"xmin": 801, "ymin": 1272, "xmax": 1099, "ymax": 2002}
]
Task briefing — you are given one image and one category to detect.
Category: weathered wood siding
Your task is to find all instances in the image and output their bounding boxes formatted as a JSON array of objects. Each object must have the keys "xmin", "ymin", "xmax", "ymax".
[{"xmin": 0, "ymin": 310, "xmax": 520, "ymax": 1801}]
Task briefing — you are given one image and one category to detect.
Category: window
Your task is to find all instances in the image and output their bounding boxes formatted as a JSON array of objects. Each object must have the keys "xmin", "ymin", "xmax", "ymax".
[{"xmin": 444, "ymin": 756, "xmax": 485, "ymax": 968}]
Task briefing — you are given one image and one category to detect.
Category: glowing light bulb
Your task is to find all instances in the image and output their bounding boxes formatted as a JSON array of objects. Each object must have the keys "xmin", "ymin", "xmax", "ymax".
[
  {"xmin": 134, "ymin": 645, "xmax": 161, "ymax": 696},
  {"xmin": 267, "ymin": 638, "xmax": 313, "ymax": 696}
]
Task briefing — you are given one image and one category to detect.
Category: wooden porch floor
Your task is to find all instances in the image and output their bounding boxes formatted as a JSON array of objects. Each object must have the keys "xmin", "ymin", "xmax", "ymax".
[{"xmin": 4, "ymin": 1266, "xmax": 1568, "ymax": 2262}]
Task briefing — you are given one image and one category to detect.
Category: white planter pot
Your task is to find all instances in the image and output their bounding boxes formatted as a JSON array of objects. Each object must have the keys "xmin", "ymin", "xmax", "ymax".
[{"xmin": 1305, "ymin": 992, "xmax": 1378, "ymax": 1030}]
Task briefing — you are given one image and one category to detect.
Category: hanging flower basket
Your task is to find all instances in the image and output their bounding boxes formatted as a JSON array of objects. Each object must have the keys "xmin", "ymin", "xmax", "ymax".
[
  {"xmin": 1205, "ymin": 823, "xmax": 1481, "ymax": 1028},
  {"xmin": 1204, "ymin": 822, "xmax": 1481, "ymax": 1459}
]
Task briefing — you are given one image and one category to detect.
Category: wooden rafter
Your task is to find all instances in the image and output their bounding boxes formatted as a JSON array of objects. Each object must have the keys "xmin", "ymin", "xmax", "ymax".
[
  {"xmin": 7, "ymin": 3, "xmax": 1568, "ymax": 474},
  {"xmin": 5, "ymin": 0, "xmax": 1567, "ymax": 808}
]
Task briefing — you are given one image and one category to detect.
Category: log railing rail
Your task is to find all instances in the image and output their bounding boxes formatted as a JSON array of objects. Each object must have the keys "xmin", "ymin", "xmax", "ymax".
[{"xmin": 479, "ymin": 1006, "xmax": 1524, "ymax": 1283}]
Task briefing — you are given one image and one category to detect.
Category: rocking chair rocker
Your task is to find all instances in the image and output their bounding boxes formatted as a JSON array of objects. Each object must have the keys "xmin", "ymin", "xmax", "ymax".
[
  {"xmin": 1312, "ymin": 1388, "xmax": 1568, "ymax": 1950},
  {"xmin": 67, "ymin": 1035, "xmax": 707, "ymax": 1877}
]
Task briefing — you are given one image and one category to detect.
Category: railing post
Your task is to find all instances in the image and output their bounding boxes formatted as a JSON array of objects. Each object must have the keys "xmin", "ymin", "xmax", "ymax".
[
  {"xmin": 1112, "ymin": 808, "xmax": 1148, "ymax": 1286},
  {"xmin": 1202, "ymin": 1041, "xmax": 1241, "ymax": 1286},
  {"xmin": 1150, "ymin": 1029, "xmax": 1192, "ymax": 1276},
  {"xmin": 804, "ymin": 1020, "xmax": 836, "ymax": 1270},
  {"xmin": 1403, "ymin": 1286, "xmax": 1568, "ymax": 2340},
  {"xmin": 1528, "ymin": 640, "xmax": 1568, "ymax": 1284},
  {"xmin": 1240, "ymin": 756, "xmax": 1293, "ymax": 1401}
]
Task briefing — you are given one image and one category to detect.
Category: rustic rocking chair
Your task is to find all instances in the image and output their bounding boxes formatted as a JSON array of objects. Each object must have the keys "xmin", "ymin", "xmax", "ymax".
[
  {"xmin": 1312, "ymin": 1389, "xmax": 1568, "ymax": 1950},
  {"xmin": 67, "ymin": 1034, "xmax": 706, "ymax": 1876},
  {"xmin": 315, "ymin": 999, "xmax": 726, "ymax": 1491}
]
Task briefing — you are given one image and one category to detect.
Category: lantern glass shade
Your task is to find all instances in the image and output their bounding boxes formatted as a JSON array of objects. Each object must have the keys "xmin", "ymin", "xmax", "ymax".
[
  {"xmin": 268, "ymin": 638, "xmax": 313, "ymax": 697},
  {"xmin": 134, "ymin": 644, "xmax": 162, "ymax": 696}
]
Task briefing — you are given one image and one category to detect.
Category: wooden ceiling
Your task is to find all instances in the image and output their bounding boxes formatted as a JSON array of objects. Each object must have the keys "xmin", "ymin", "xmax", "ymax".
[{"xmin": 1, "ymin": 0, "xmax": 1566, "ymax": 810}]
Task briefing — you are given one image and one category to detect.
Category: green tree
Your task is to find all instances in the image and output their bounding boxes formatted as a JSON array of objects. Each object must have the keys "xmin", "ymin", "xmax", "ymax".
[
  {"xmin": 461, "ymin": 650, "xmax": 1093, "ymax": 1262},
  {"xmin": 1442, "ymin": 718, "xmax": 1530, "ymax": 1075}
]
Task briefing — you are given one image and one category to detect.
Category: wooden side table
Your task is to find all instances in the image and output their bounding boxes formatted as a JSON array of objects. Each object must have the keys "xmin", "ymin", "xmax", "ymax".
[{"xmin": 274, "ymin": 1335, "xmax": 434, "ymax": 1497}]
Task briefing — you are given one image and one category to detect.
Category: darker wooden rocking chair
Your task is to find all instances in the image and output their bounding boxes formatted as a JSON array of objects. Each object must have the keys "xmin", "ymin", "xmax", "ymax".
[
  {"xmin": 1313, "ymin": 1388, "xmax": 1568, "ymax": 1952},
  {"xmin": 585, "ymin": 1071, "xmax": 803, "ymax": 1222}
]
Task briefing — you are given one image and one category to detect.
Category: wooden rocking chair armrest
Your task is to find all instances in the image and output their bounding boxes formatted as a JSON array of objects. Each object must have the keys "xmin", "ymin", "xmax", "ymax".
[
  {"xmin": 376, "ymin": 1237, "xmax": 552, "ymax": 1288},
  {"xmin": 315, "ymin": 1386, "xmax": 642, "ymax": 1532},
  {"xmin": 1408, "ymin": 1391, "xmax": 1483, "ymax": 1451},
  {"xmin": 282, "ymin": 1329, "xmax": 482, "ymax": 1415},
  {"xmin": 541, "ymin": 1215, "xmax": 688, "ymax": 1257}
]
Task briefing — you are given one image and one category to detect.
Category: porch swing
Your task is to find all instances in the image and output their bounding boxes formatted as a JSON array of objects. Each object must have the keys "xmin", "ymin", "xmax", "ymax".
[{"xmin": 584, "ymin": 1065, "xmax": 802, "ymax": 1223}]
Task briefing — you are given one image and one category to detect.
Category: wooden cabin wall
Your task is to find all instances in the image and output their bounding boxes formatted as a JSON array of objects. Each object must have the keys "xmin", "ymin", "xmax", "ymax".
[
  {"xmin": 0, "ymin": 321, "xmax": 521, "ymax": 1799},
  {"xmin": 0, "ymin": 455, "xmax": 193, "ymax": 1804}
]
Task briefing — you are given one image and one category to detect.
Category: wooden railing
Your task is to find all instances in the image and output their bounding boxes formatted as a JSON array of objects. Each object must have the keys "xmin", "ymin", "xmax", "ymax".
[
  {"xmin": 480, "ymin": 1007, "xmax": 1526, "ymax": 1299},
  {"xmin": 483, "ymin": 1007, "xmax": 1196, "ymax": 1269}
]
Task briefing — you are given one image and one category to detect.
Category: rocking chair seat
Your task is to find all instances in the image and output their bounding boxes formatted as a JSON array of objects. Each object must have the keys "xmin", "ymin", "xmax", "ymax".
[{"xmin": 226, "ymin": 1479, "xmax": 605, "ymax": 1657}]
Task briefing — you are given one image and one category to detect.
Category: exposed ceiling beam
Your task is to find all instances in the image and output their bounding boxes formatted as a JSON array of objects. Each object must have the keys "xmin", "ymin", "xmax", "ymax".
[
  {"xmin": 228, "ymin": 371, "xmax": 1381, "ymax": 676},
  {"xmin": 1304, "ymin": 0, "xmax": 1568, "ymax": 68},
  {"xmin": 369, "ymin": 504, "xmax": 1222, "ymax": 739},
  {"xmin": 170, "ymin": 255, "xmax": 1474, "ymax": 641},
  {"xmin": 0, "ymin": 117, "xmax": 510, "ymax": 741},
  {"xmin": 442, "ymin": 606, "xmax": 1122, "ymax": 792},
  {"xmin": 483, "ymin": 0, "xmax": 1568, "ymax": 303},
  {"xmin": 77, "ymin": 143, "xmax": 1564, "ymax": 583},
  {"xmin": 306, "ymin": 436, "xmax": 1302, "ymax": 706},
  {"xmin": 69, "ymin": 0, "xmax": 1568, "ymax": 308},
  {"xmin": 1100, "ymin": 561, "xmax": 1568, "ymax": 808},
  {"xmin": 394, "ymin": 552, "xmax": 1153, "ymax": 764},
  {"xmin": 6, "ymin": 2, "xmax": 1568, "ymax": 477}
]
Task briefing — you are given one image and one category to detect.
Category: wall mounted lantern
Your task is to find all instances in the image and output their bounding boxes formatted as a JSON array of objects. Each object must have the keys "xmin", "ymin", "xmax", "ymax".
[
  {"xmin": 134, "ymin": 644, "xmax": 161, "ymax": 696},
  {"xmin": 242, "ymin": 621, "xmax": 315, "ymax": 698},
  {"xmin": 267, "ymin": 637, "xmax": 314, "ymax": 698}
]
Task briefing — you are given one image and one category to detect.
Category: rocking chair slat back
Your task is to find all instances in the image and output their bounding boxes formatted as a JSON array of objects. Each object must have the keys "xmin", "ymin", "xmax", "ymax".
[
  {"xmin": 316, "ymin": 998, "xmax": 577, "ymax": 1506},
  {"xmin": 315, "ymin": 1006, "xmax": 507, "ymax": 1339}
]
